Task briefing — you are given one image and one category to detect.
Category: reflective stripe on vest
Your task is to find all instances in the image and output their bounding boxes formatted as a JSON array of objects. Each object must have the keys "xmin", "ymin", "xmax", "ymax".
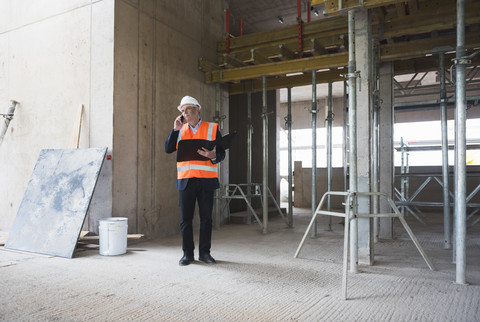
[
  {"xmin": 177, "ymin": 164, "xmax": 217, "ymax": 173},
  {"xmin": 206, "ymin": 122, "xmax": 214, "ymax": 141}
]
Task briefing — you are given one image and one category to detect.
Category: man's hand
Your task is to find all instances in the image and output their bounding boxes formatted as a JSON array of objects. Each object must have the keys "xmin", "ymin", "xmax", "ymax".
[
  {"xmin": 174, "ymin": 115, "xmax": 183, "ymax": 131},
  {"xmin": 197, "ymin": 146, "xmax": 216, "ymax": 159}
]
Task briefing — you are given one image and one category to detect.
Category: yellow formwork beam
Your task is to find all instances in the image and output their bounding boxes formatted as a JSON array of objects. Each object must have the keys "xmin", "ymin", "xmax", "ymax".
[{"xmin": 205, "ymin": 53, "xmax": 348, "ymax": 84}]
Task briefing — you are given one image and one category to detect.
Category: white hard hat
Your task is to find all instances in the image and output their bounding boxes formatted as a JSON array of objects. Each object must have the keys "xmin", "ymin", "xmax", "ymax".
[{"xmin": 177, "ymin": 96, "xmax": 202, "ymax": 112}]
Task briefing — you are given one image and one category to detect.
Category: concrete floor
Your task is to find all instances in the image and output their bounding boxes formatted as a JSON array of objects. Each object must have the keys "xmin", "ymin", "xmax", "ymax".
[{"xmin": 1, "ymin": 208, "xmax": 479, "ymax": 321}]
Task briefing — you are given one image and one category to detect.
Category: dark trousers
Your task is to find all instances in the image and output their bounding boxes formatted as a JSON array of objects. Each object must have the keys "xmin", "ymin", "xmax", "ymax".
[{"xmin": 179, "ymin": 178, "xmax": 214, "ymax": 257}]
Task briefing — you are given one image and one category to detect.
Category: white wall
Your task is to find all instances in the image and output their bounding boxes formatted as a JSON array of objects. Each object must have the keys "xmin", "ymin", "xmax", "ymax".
[{"xmin": 0, "ymin": 0, "xmax": 114, "ymax": 232}]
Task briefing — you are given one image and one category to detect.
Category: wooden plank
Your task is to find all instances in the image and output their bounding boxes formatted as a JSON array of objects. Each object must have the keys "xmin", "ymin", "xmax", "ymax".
[
  {"xmin": 376, "ymin": 0, "xmax": 480, "ymax": 39},
  {"xmin": 206, "ymin": 52, "xmax": 348, "ymax": 83},
  {"xmin": 250, "ymin": 49, "xmax": 271, "ymax": 64},
  {"xmin": 219, "ymin": 34, "xmax": 346, "ymax": 63},
  {"xmin": 78, "ymin": 234, "xmax": 144, "ymax": 241},
  {"xmin": 229, "ymin": 68, "xmax": 347, "ymax": 95},
  {"xmin": 323, "ymin": 0, "xmax": 406, "ymax": 15},
  {"xmin": 68, "ymin": 104, "xmax": 84, "ymax": 149},
  {"xmin": 198, "ymin": 57, "xmax": 220, "ymax": 72},
  {"xmin": 394, "ymin": 53, "xmax": 480, "ymax": 76},
  {"xmin": 217, "ymin": 16, "xmax": 347, "ymax": 53},
  {"xmin": 381, "ymin": 31, "xmax": 480, "ymax": 62}
]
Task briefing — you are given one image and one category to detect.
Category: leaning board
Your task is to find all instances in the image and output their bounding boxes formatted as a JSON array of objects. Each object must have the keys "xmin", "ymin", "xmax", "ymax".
[{"xmin": 5, "ymin": 148, "xmax": 107, "ymax": 258}]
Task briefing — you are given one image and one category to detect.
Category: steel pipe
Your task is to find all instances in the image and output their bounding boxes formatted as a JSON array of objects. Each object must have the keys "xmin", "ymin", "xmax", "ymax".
[
  {"xmin": 247, "ymin": 86, "xmax": 253, "ymax": 224},
  {"xmin": 455, "ymin": 0, "xmax": 467, "ymax": 285},
  {"xmin": 373, "ymin": 67, "xmax": 380, "ymax": 243},
  {"xmin": 262, "ymin": 75, "xmax": 269, "ymax": 234},
  {"xmin": 326, "ymin": 81, "xmax": 333, "ymax": 231},
  {"xmin": 287, "ymin": 87, "xmax": 294, "ymax": 227},
  {"xmin": 348, "ymin": 9, "xmax": 358, "ymax": 273},
  {"xmin": 311, "ymin": 70, "xmax": 318, "ymax": 238},
  {"xmin": 439, "ymin": 52, "xmax": 452, "ymax": 250},
  {"xmin": 343, "ymin": 81, "xmax": 348, "ymax": 192}
]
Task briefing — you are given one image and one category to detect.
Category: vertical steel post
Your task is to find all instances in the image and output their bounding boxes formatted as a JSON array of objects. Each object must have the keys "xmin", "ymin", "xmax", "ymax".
[
  {"xmin": 287, "ymin": 87, "xmax": 294, "ymax": 227},
  {"xmin": 455, "ymin": 0, "xmax": 467, "ymax": 285},
  {"xmin": 247, "ymin": 85, "xmax": 253, "ymax": 223},
  {"xmin": 439, "ymin": 52, "xmax": 452, "ymax": 250},
  {"xmin": 343, "ymin": 81, "xmax": 348, "ymax": 192},
  {"xmin": 225, "ymin": 9, "xmax": 230, "ymax": 54},
  {"xmin": 327, "ymin": 81, "xmax": 333, "ymax": 231},
  {"xmin": 311, "ymin": 70, "xmax": 318, "ymax": 238},
  {"xmin": 348, "ymin": 10, "xmax": 359, "ymax": 273},
  {"xmin": 215, "ymin": 83, "xmax": 221, "ymax": 229},
  {"xmin": 400, "ymin": 137, "xmax": 406, "ymax": 217},
  {"xmin": 262, "ymin": 76, "xmax": 269, "ymax": 234},
  {"xmin": 373, "ymin": 82, "xmax": 380, "ymax": 243}
]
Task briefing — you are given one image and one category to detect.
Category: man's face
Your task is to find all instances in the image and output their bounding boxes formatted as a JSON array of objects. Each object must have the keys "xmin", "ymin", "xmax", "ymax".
[{"xmin": 181, "ymin": 105, "xmax": 200, "ymax": 125}]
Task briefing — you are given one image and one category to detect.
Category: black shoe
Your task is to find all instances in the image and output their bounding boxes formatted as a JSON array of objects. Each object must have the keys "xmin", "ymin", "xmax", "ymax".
[
  {"xmin": 179, "ymin": 255, "xmax": 194, "ymax": 266},
  {"xmin": 198, "ymin": 253, "xmax": 216, "ymax": 264}
]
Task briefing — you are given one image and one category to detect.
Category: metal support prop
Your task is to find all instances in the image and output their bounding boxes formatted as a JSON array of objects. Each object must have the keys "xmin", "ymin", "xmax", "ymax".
[
  {"xmin": 373, "ymin": 85, "xmax": 380, "ymax": 243},
  {"xmin": 348, "ymin": 9, "xmax": 359, "ymax": 273},
  {"xmin": 400, "ymin": 138, "xmax": 406, "ymax": 217},
  {"xmin": 215, "ymin": 83, "xmax": 221, "ymax": 229},
  {"xmin": 287, "ymin": 87, "xmax": 294, "ymax": 227},
  {"xmin": 225, "ymin": 9, "xmax": 230, "ymax": 54},
  {"xmin": 262, "ymin": 75, "xmax": 269, "ymax": 234},
  {"xmin": 247, "ymin": 86, "xmax": 253, "ymax": 223},
  {"xmin": 311, "ymin": 70, "xmax": 318, "ymax": 238},
  {"xmin": 343, "ymin": 81, "xmax": 348, "ymax": 192},
  {"xmin": 439, "ymin": 52, "xmax": 452, "ymax": 250},
  {"xmin": 0, "ymin": 100, "xmax": 19, "ymax": 146},
  {"xmin": 326, "ymin": 81, "xmax": 333, "ymax": 231},
  {"xmin": 455, "ymin": 0, "xmax": 467, "ymax": 285}
]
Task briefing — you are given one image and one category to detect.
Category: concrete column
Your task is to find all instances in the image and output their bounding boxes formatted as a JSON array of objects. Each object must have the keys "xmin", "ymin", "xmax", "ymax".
[
  {"xmin": 355, "ymin": 9, "xmax": 374, "ymax": 264},
  {"xmin": 378, "ymin": 62, "xmax": 394, "ymax": 239}
]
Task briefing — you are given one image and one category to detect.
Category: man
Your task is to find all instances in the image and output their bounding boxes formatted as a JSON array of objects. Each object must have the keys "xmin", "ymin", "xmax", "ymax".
[{"xmin": 164, "ymin": 96, "xmax": 225, "ymax": 266}]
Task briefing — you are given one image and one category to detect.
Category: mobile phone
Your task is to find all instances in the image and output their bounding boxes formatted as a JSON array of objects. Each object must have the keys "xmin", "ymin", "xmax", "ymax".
[{"xmin": 180, "ymin": 115, "xmax": 185, "ymax": 123}]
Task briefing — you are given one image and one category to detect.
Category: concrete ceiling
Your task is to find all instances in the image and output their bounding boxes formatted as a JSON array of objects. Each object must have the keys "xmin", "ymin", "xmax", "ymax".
[
  {"xmin": 226, "ymin": 0, "xmax": 336, "ymax": 101},
  {"xmin": 226, "ymin": 0, "xmax": 326, "ymax": 35},
  {"xmin": 215, "ymin": 1, "xmax": 480, "ymax": 102}
]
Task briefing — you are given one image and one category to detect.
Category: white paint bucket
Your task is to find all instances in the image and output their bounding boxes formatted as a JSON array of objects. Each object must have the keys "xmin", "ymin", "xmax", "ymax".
[{"xmin": 99, "ymin": 217, "xmax": 128, "ymax": 256}]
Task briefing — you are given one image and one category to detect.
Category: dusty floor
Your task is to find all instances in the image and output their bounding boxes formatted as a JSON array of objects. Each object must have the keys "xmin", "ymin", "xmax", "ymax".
[{"xmin": 1, "ymin": 208, "xmax": 479, "ymax": 321}]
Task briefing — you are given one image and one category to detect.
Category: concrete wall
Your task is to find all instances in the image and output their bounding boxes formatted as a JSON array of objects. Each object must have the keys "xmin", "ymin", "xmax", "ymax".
[
  {"xmin": 113, "ymin": 0, "xmax": 227, "ymax": 237},
  {"xmin": 0, "ymin": 0, "xmax": 114, "ymax": 233},
  {"xmin": 0, "ymin": 0, "xmax": 226, "ymax": 240}
]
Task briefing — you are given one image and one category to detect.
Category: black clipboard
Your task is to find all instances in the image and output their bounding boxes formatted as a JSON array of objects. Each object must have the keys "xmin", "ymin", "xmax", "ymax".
[{"xmin": 176, "ymin": 132, "xmax": 237, "ymax": 162}]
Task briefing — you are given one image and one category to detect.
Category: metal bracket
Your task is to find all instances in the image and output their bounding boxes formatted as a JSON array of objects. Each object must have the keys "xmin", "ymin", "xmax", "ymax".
[
  {"xmin": 213, "ymin": 115, "xmax": 227, "ymax": 123},
  {"xmin": 260, "ymin": 111, "xmax": 273, "ymax": 118},
  {"xmin": 325, "ymin": 111, "xmax": 335, "ymax": 122},
  {"xmin": 0, "ymin": 113, "xmax": 14, "ymax": 120},
  {"xmin": 284, "ymin": 115, "xmax": 292, "ymax": 129},
  {"xmin": 340, "ymin": 71, "xmax": 361, "ymax": 79},
  {"xmin": 452, "ymin": 57, "xmax": 471, "ymax": 66}
]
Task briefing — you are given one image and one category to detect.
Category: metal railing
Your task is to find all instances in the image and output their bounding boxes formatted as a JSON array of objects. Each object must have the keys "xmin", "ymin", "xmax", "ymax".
[
  {"xmin": 295, "ymin": 190, "xmax": 434, "ymax": 300},
  {"xmin": 217, "ymin": 183, "xmax": 289, "ymax": 230}
]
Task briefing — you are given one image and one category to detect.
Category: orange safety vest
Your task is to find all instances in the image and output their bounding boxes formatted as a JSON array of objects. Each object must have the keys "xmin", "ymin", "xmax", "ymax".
[{"xmin": 176, "ymin": 121, "xmax": 218, "ymax": 179}]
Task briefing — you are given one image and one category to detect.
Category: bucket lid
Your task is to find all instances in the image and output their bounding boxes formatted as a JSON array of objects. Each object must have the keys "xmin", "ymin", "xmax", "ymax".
[{"xmin": 99, "ymin": 217, "xmax": 128, "ymax": 223}]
